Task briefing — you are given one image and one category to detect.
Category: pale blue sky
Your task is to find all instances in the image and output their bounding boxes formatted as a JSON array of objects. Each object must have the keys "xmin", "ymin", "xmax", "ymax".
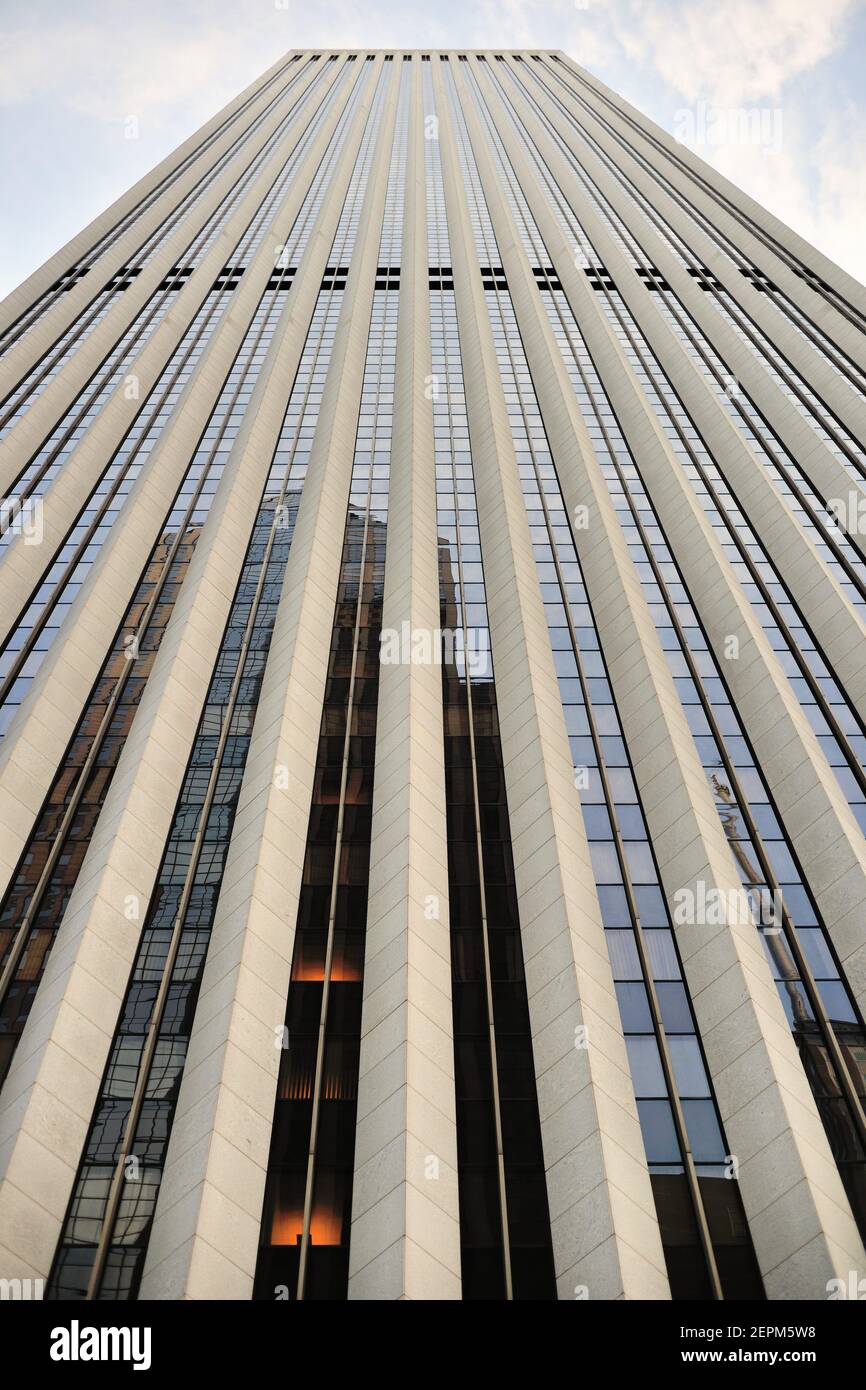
[{"xmin": 2, "ymin": 0, "xmax": 865, "ymax": 300}]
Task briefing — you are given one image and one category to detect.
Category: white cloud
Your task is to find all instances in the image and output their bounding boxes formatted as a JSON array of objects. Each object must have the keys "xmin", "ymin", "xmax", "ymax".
[
  {"xmin": 706, "ymin": 103, "xmax": 866, "ymax": 284},
  {"xmin": 559, "ymin": 0, "xmax": 866, "ymax": 283},
  {"xmin": 0, "ymin": 0, "xmax": 403, "ymax": 128},
  {"xmin": 609, "ymin": 0, "xmax": 858, "ymax": 106},
  {"xmin": 0, "ymin": 20, "xmax": 271, "ymax": 128}
]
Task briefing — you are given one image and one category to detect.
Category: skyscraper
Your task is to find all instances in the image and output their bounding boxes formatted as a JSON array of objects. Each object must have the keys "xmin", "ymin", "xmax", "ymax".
[{"xmin": 0, "ymin": 46, "xmax": 864, "ymax": 1304}]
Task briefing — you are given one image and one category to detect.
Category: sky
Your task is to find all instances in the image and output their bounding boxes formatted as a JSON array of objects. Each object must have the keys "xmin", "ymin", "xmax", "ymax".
[{"xmin": 1, "ymin": 0, "xmax": 865, "ymax": 300}]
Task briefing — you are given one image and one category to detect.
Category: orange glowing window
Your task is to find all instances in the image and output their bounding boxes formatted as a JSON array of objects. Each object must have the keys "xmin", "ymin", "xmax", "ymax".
[
  {"xmin": 270, "ymin": 1204, "xmax": 342, "ymax": 1246},
  {"xmin": 270, "ymin": 1206, "xmax": 303, "ymax": 1246},
  {"xmin": 291, "ymin": 937, "xmax": 362, "ymax": 982}
]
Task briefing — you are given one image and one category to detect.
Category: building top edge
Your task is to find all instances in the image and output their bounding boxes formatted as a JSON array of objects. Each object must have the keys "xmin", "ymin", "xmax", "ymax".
[{"xmin": 286, "ymin": 48, "xmax": 567, "ymax": 55}]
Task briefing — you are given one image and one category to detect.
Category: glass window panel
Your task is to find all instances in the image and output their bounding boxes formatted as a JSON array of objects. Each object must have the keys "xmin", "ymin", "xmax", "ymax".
[
  {"xmin": 605, "ymin": 931, "xmax": 641, "ymax": 981},
  {"xmin": 668, "ymin": 1037, "xmax": 710, "ymax": 1098},
  {"xmin": 682, "ymin": 1100, "xmax": 726, "ymax": 1162},
  {"xmin": 615, "ymin": 982, "xmax": 653, "ymax": 1033},
  {"xmin": 644, "ymin": 931, "xmax": 681, "ymax": 981},
  {"xmin": 626, "ymin": 1036, "xmax": 667, "ymax": 1097},
  {"xmin": 637, "ymin": 1100, "xmax": 680, "ymax": 1164}
]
